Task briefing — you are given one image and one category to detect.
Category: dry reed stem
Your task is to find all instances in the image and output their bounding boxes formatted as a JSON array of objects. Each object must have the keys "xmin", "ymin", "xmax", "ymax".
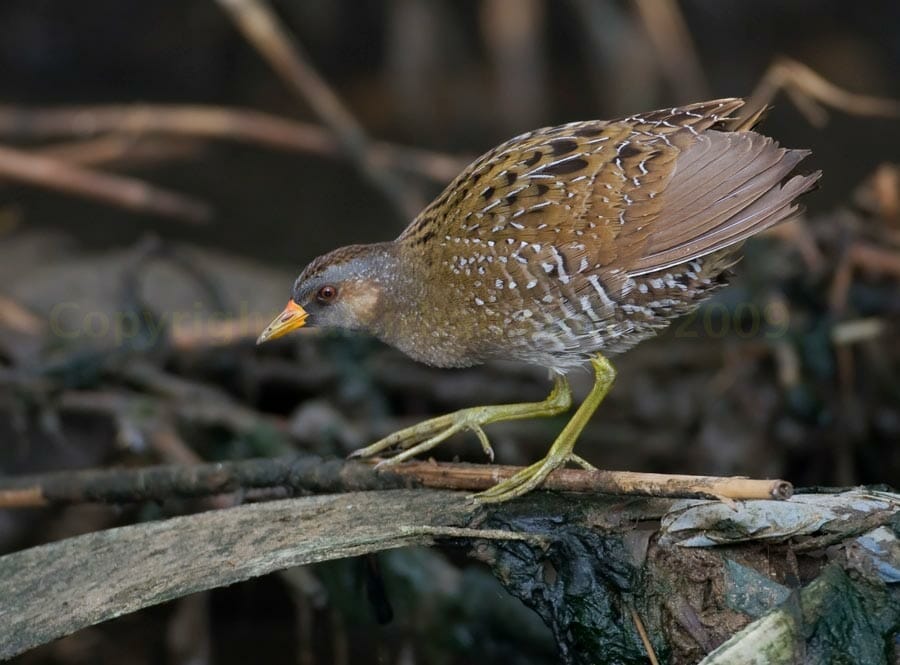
[
  {"xmin": 746, "ymin": 57, "xmax": 900, "ymax": 127},
  {"xmin": 0, "ymin": 103, "xmax": 468, "ymax": 184},
  {"xmin": 389, "ymin": 461, "xmax": 793, "ymax": 500},
  {"xmin": 0, "ymin": 143, "xmax": 210, "ymax": 223},
  {"xmin": 215, "ymin": 0, "xmax": 424, "ymax": 219}
]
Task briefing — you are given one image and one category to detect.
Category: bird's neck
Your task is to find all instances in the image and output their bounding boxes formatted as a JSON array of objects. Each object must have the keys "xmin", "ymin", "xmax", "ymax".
[
  {"xmin": 353, "ymin": 241, "xmax": 445, "ymax": 360},
  {"xmin": 354, "ymin": 241, "xmax": 420, "ymax": 331},
  {"xmin": 361, "ymin": 241, "xmax": 476, "ymax": 367}
]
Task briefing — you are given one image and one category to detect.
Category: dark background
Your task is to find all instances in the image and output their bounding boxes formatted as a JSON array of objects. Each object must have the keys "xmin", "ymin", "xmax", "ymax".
[{"xmin": 1, "ymin": 1, "xmax": 898, "ymax": 664}]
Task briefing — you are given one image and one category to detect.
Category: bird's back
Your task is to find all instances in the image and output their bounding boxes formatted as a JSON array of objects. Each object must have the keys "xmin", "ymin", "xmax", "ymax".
[{"xmin": 394, "ymin": 99, "xmax": 820, "ymax": 371}]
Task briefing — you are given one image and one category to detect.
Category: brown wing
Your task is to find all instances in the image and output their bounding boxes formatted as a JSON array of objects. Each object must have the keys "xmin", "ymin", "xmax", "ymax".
[{"xmin": 399, "ymin": 98, "xmax": 818, "ymax": 297}]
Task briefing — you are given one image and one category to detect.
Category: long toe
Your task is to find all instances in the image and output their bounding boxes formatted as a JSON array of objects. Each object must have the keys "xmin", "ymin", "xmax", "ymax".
[
  {"xmin": 348, "ymin": 414, "xmax": 455, "ymax": 459},
  {"xmin": 374, "ymin": 421, "xmax": 466, "ymax": 466},
  {"xmin": 472, "ymin": 460, "xmax": 547, "ymax": 503}
]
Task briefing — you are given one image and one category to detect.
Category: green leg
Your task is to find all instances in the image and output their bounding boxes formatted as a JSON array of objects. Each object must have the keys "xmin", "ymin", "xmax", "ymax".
[
  {"xmin": 475, "ymin": 354, "xmax": 616, "ymax": 503},
  {"xmin": 349, "ymin": 376, "xmax": 572, "ymax": 465}
]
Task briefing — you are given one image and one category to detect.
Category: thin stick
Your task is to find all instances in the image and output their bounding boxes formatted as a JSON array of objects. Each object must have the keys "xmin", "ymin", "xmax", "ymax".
[
  {"xmin": 746, "ymin": 57, "xmax": 900, "ymax": 128},
  {"xmin": 0, "ymin": 143, "xmax": 210, "ymax": 223},
  {"xmin": 167, "ymin": 314, "xmax": 324, "ymax": 348},
  {"xmin": 829, "ymin": 242, "xmax": 900, "ymax": 314},
  {"xmin": 35, "ymin": 134, "xmax": 203, "ymax": 168},
  {"xmin": 0, "ymin": 294, "xmax": 44, "ymax": 335},
  {"xmin": 629, "ymin": 604, "xmax": 661, "ymax": 665},
  {"xmin": 397, "ymin": 525, "xmax": 544, "ymax": 545},
  {"xmin": 215, "ymin": 0, "xmax": 423, "ymax": 219},
  {"xmin": 0, "ymin": 455, "xmax": 792, "ymax": 509},
  {"xmin": 0, "ymin": 456, "xmax": 410, "ymax": 509},
  {"xmin": 633, "ymin": 0, "xmax": 709, "ymax": 100},
  {"xmin": 0, "ymin": 104, "xmax": 468, "ymax": 184},
  {"xmin": 480, "ymin": 0, "xmax": 548, "ymax": 129},
  {"xmin": 388, "ymin": 461, "xmax": 793, "ymax": 500},
  {"xmin": 0, "ymin": 488, "xmax": 46, "ymax": 508}
]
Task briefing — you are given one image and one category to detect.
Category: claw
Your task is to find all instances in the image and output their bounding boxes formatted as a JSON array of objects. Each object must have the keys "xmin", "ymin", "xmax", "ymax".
[
  {"xmin": 569, "ymin": 453, "xmax": 596, "ymax": 471},
  {"xmin": 471, "ymin": 425, "xmax": 495, "ymax": 462}
]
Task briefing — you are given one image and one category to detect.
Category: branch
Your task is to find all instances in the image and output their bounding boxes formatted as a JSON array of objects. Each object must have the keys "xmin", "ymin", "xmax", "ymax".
[
  {"xmin": 0, "ymin": 294, "xmax": 44, "ymax": 336},
  {"xmin": 0, "ymin": 104, "xmax": 469, "ymax": 184},
  {"xmin": 0, "ymin": 143, "xmax": 210, "ymax": 223},
  {"xmin": 215, "ymin": 0, "xmax": 426, "ymax": 219},
  {"xmin": 34, "ymin": 134, "xmax": 204, "ymax": 169},
  {"xmin": 0, "ymin": 456, "xmax": 410, "ymax": 507},
  {"xmin": 388, "ymin": 460, "xmax": 792, "ymax": 500},
  {"xmin": 633, "ymin": 0, "xmax": 710, "ymax": 100},
  {"xmin": 0, "ymin": 454, "xmax": 792, "ymax": 509},
  {"xmin": 745, "ymin": 57, "xmax": 900, "ymax": 128}
]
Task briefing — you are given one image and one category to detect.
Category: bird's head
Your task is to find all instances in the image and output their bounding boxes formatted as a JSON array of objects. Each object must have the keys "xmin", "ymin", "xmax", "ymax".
[{"xmin": 257, "ymin": 243, "xmax": 400, "ymax": 344}]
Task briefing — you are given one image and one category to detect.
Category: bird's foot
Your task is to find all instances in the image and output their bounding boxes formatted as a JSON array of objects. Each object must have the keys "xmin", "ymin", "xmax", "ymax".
[
  {"xmin": 474, "ymin": 354, "xmax": 614, "ymax": 503},
  {"xmin": 471, "ymin": 431, "xmax": 594, "ymax": 503},
  {"xmin": 472, "ymin": 452, "xmax": 573, "ymax": 503},
  {"xmin": 348, "ymin": 377, "xmax": 572, "ymax": 466}
]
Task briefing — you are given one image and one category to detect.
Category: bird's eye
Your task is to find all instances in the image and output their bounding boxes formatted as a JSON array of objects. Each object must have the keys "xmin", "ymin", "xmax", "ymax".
[{"xmin": 316, "ymin": 285, "xmax": 338, "ymax": 304}]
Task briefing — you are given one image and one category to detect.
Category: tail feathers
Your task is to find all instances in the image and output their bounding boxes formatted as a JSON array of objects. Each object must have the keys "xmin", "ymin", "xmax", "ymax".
[
  {"xmin": 628, "ymin": 130, "xmax": 821, "ymax": 277},
  {"xmin": 729, "ymin": 103, "xmax": 770, "ymax": 132}
]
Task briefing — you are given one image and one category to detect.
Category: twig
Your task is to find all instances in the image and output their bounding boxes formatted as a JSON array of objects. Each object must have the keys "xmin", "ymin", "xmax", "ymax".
[
  {"xmin": 57, "ymin": 389, "xmax": 292, "ymax": 442},
  {"xmin": 0, "ymin": 143, "xmax": 210, "ymax": 223},
  {"xmin": 0, "ymin": 294, "xmax": 45, "ymax": 335},
  {"xmin": 632, "ymin": 0, "xmax": 709, "ymax": 100},
  {"xmin": 830, "ymin": 318, "xmax": 887, "ymax": 346},
  {"xmin": 34, "ymin": 134, "xmax": 203, "ymax": 168},
  {"xmin": 0, "ymin": 456, "xmax": 411, "ymax": 508},
  {"xmin": 169, "ymin": 316, "xmax": 275, "ymax": 349},
  {"xmin": 0, "ymin": 487, "xmax": 45, "ymax": 509},
  {"xmin": 629, "ymin": 604, "xmax": 661, "ymax": 665},
  {"xmin": 763, "ymin": 218, "xmax": 825, "ymax": 275},
  {"xmin": 0, "ymin": 104, "xmax": 468, "ymax": 183},
  {"xmin": 829, "ymin": 241, "xmax": 900, "ymax": 313},
  {"xmin": 397, "ymin": 525, "xmax": 543, "ymax": 545},
  {"xmin": 745, "ymin": 57, "xmax": 900, "ymax": 128},
  {"xmin": 854, "ymin": 163, "xmax": 900, "ymax": 226},
  {"xmin": 169, "ymin": 316, "xmax": 328, "ymax": 349},
  {"xmin": 480, "ymin": 0, "xmax": 548, "ymax": 129},
  {"xmin": 0, "ymin": 455, "xmax": 792, "ymax": 509},
  {"xmin": 388, "ymin": 461, "xmax": 793, "ymax": 500},
  {"xmin": 215, "ymin": 0, "xmax": 425, "ymax": 219}
]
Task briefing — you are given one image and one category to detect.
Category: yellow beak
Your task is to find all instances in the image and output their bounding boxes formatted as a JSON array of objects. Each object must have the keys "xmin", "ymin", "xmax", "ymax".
[{"xmin": 256, "ymin": 300, "xmax": 309, "ymax": 344}]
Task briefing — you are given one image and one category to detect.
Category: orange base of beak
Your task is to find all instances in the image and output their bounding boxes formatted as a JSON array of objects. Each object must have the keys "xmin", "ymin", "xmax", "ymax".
[{"xmin": 257, "ymin": 300, "xmax": 309, "ymax": 344}]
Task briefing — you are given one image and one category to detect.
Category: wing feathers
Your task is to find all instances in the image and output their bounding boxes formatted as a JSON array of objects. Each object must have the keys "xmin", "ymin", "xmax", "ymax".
[{"xmin": 627, "ymin": 131, "xmax": 819, "ymax": 276}]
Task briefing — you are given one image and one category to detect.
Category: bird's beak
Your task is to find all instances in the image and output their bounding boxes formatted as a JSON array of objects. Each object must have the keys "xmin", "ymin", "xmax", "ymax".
[{"xmin": 256, "ymin": 300, "xmax": 309, "ymax": 344}]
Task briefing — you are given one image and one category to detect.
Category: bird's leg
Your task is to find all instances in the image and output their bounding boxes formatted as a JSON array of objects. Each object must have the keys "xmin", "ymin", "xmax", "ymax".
[
  {"xmin": 348, "ymin": 375, "xmax": 572, "ymax": 465},
  {"xmin": 475, "ymin": 353, "xmax": 616, "ymax": 503}
]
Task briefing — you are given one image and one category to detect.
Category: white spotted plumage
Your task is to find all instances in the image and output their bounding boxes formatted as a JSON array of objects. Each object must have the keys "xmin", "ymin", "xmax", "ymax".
[{"xmin": 294, "ymin": 98, "xmax": 827, "ymax": 372}]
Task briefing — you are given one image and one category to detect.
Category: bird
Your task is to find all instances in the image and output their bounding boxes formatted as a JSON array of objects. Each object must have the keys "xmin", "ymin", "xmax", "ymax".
[{"xmin": 257, "ymin": 98, "xmax": 820, "ymax": 503}]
